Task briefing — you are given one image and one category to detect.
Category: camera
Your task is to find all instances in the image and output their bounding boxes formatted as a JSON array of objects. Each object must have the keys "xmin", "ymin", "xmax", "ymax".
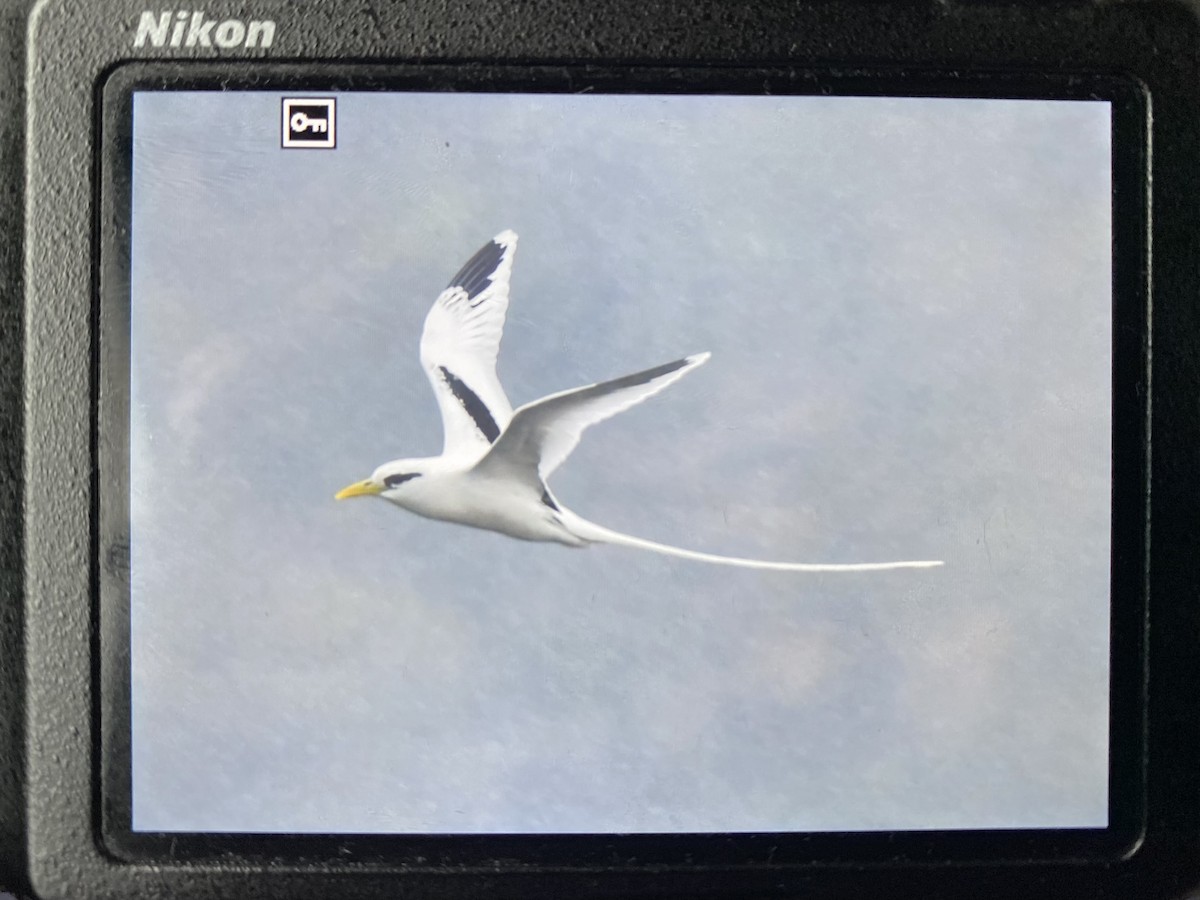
[{"xmin": 3, "ymin": 1, "xmax": 1200, "ymax": 898}]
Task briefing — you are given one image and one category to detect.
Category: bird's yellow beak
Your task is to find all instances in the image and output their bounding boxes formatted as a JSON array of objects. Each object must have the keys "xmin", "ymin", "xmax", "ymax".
[{"xmin": 335, "ymin": 479, "xmax": 384, "ymax": 500}]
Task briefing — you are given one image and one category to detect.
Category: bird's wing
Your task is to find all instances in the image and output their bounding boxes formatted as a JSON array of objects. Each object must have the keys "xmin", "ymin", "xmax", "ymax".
[
  {"xmin": 419, "ymin": 231, "xmax": 518, "ymax": 460},
  {"xmin": 474, "ymin": 352, "xmax": 711, "ymax": 482}
]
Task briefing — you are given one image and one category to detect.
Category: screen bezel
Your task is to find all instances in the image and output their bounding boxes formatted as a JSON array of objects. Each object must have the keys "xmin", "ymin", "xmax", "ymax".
[{"xmin": 96, "ymin": 61, "xmax": 1150, "ymax": 871}]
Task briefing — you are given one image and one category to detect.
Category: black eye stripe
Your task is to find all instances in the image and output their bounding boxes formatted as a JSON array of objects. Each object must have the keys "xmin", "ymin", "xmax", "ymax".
[{"xmin": 383, "ymin": 473, "xmax": 421, "ymax": 488}]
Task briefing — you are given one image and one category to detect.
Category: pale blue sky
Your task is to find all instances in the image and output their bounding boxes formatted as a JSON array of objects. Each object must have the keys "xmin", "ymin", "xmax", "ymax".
[{"xmin": 128, "ymin": 91, "xmax": 1112, "ymax": 833}]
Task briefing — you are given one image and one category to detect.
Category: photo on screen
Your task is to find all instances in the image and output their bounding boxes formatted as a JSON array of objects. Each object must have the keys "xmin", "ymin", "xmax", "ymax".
[{"xmin": 126, "ymin": 90, "xmax": 1112, "ymax": 834}]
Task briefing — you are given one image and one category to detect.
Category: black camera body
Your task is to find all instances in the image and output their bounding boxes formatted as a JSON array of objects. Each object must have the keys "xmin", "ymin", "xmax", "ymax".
[{"xmin": 3, "ymin": 1, "xmax": 1200, "ymax": 898}]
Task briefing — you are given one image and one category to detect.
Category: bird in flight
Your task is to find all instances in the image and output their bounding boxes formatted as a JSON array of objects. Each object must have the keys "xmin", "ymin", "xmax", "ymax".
[{"xmin": 335, "ymin": 230, "xmax": 942, "ymax": 572}]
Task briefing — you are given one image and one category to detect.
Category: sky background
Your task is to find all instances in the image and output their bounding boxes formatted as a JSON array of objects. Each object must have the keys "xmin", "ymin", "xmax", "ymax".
[{"xmin": 128, "ymin": 91, "xmax": 1112, "ymax": 834}]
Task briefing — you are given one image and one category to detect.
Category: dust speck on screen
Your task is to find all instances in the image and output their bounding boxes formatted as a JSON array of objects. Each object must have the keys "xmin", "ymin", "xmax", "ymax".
[{"xmin": 125, "ymin": 90, "xmax": 1112, "ymax": 835}]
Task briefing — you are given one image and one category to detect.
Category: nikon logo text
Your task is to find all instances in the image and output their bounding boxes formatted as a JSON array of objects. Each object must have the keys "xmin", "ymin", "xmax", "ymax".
[{"xmin": 134, "ymin": 11, "xmax": 277, "ymax": 50}]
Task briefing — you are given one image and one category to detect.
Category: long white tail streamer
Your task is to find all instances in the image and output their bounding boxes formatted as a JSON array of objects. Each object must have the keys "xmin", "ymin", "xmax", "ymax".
[{"xmin": 563, "ymin": 512, "xmax": 943, "ymax": 572}]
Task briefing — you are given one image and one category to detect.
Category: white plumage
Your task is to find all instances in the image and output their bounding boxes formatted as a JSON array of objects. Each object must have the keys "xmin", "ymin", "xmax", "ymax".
[
  {"xmin": 336, "ymin": 231, "xmax": 943, "ymax": 572},
  {"xmin": 418, "ymin": 229, "xmax": 517, "ymax": 460}
]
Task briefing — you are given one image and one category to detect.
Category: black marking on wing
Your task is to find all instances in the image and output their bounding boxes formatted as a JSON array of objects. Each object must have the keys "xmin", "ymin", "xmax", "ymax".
[
  {"xmin": 447, "ymin": 237, "xmax": 505, "ymax": 305},
  {"xmin": 541, "ymin": 489, "xmax": 560, "ymax": 511},
  {"xmin": 439, "ymin": 366, "xmax": 500, "ymax": 443},
  {"xmin": 590, "ymin": 356, "xmax": 691, "ymax": 395},
  {"xmin": 384, "ymin": 472, "xmax": 421, "ymax": 488}
]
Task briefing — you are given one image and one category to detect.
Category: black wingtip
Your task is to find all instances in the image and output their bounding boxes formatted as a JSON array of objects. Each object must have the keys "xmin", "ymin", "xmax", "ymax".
[
  {"xmin": 602, "ymin": 355, "xmax": 700, "ymax": 392},
  {"xmin": 446, "ymin": 232, "xmax": 516, "ymax": 301}
]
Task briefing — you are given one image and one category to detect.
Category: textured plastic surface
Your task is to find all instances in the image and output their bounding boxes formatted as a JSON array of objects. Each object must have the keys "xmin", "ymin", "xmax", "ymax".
[
  {"xmin": 12, "ymin": 0, "xmax": 1200, "ymax": 898},
  {"xmin": 0, "ymin": 1, "xmax": 31, "ymax": 896}
]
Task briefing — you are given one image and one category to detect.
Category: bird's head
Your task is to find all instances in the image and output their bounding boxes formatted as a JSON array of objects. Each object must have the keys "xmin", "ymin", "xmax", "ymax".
[{"xmin": 334, "ymin": 460, "xmax": 429, "ymax": 503}]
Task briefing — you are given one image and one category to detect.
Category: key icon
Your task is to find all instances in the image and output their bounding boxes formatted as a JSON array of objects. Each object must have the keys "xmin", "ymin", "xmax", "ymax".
[{"xmin": 282, "ymin": 98, "xmax": 336, "ymax": 149}]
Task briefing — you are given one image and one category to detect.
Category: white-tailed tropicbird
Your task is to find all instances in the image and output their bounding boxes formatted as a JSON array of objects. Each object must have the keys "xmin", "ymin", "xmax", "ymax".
[{"xmin": 335, "ymin": 230, "xmax": 942, "ymax": 572}]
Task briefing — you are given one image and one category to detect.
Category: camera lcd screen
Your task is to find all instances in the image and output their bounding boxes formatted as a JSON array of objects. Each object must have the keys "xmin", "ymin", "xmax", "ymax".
[{"xmin": 121, "ymin": 88, "xmax": 1113, "ymax": 836}]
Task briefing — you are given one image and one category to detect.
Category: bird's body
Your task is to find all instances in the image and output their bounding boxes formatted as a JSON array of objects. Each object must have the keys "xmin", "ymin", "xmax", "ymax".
[
  {"xmin": 336, "ymin": 230, "xmax": 943, "ymax": 573},
  {"xmin": 391, "ymin": 464, "xmax": 579, "ymax": 545}
]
